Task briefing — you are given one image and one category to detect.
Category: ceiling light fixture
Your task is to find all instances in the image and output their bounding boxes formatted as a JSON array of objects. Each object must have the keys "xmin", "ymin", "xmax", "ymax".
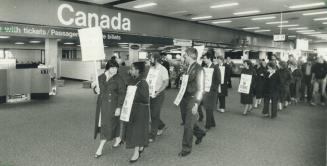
[
  {"xmin": 210, "ymin": 2, "xmax": 239, "ymax": 8},
  {"xmin": 254, "ymin": 29, "xmax": 271, "ymax": 32},
  {"xmin": 323, "ymin": 22, "xmax": 327, "ymax": 24},
  {"xmin": 118, "ymin": 43, "xmax": 129, "ymax": 45},
  {"xmin": 288, "ymin": 35, "xmax": 297, "ymax": 38},
  {"xmin": 297, "ymin": 30, "xmax": 315, "ymax": 33},
  {"xmin": 288, "ymin": 27, "xmax": 308, "ymax": 30},
  {"xmin": 234, "ymin": 10, "xmax": 260, "ymax": 15},
  {"xmin": 314, "ymin": 17, "xmax": 327, "ymax": 21},
  {"xmin": 104, "ymin": 45, "xmax": 108, "ymax": 48},
  {"xmin": 277, "ymin": 24, "xmax": 299, "ymax": 27},
  {"xmin": 14, "ymin": 42, "xmax": 24, "ymax": 45},
  {"xmin": 191, "ymin": 16, "xmax": 213, "ymax": 20},
  {"xmin": 63, "ymin": 42, "xmax": 74, "ymax": 45},
  {"xmin": 242, "ymin": 27, "xmax": 260, "ymax": 30},
  {"xmin": 302, "ymin": 32, "xmax": 322, "ymax": 35},
  {"xmin": 289, "ymin": 2, "xmax": 325, "ymax": 9},
  {"xmin": 251, "ymin": 16, "xmax": 276, "ymax": 20},
  {"xmin": 212, "ymin": 20, "xmax": 232, "ymax": 24},
  {"xmin": 29, "ymin": 40, "xmax": 41, "ymax": 43},
  {"xmin": 303, "ymin": 11, "xmax": 327, "ymax": 16},
  {"xmin": 133, "ymin": 2, "xmax": 157, "ymax": 9},
  {"xmin": 0, "ymin": 36, "xmax": 10, "ymax": 39},
  {"xmin": 266, "ymin": 21, "xmax": 288, "ymax": 24}
]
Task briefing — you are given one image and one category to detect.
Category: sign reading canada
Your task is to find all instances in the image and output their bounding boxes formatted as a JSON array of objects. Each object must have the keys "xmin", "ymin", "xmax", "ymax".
[{"xmin": 57, "ymin": 3, "xmax": 131, "ymax": 32}]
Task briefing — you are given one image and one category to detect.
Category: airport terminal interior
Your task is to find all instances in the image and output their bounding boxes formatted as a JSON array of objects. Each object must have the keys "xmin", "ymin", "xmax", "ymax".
[{"xmin": 0, "ymin": 0, "xmax": 326, "ymax": 166}]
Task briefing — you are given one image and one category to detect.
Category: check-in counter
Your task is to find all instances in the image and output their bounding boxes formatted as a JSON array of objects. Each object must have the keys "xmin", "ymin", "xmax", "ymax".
[{"xmin": 0, "ymin": 68, "xmax": 51, "ymax": 103}]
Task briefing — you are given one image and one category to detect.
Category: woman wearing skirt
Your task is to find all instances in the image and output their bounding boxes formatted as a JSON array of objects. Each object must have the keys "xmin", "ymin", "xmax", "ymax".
[
  {"xmin": 125, "ymin": 62, "xmax": 150, "ymax": 163},
  {"xmin": 240, "ymin": 60, "xmax": 256, "ymax": 115},
  {"xmin": 94, "ymin": 60, "xmax": 126, "ymax": 158}
]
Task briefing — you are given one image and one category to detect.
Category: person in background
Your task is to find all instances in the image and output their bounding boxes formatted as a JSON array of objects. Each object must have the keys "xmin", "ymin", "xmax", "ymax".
[
  {"xmin": 148, "ymin": 52, "xmax": 169, "ymax": 142},
  {"xmin": 178, "ymin": 47, "xmax": 206, "ymax": 157},
  {"xmin": 201, "ymin": 53, "xmax": 221, "ymax": 130},
  {"xmin": 240, "ymin": 60, "xmax": 256, "ymax": 115},
  {"xmin": 289, "ymin": 60, "xmax": 303, "ymax": 104},
  {"xmin": 225, "ymin": 57, "xmax": 234, "ymax": 88},
  {"xmin": 311, "ymin": 56, "xmax": 327, "ymax": 106},
  {"xmin": 300, "ymin": 58, "xmax": 314, "ymax": 102},
  {"xmin": 161, "ymin": 53, "xmax": 171, "ymax": 89},
  {"xmin": 262, "ymin": 62, "xmax": 280, "ymax": 119},
  {"xmin": 278, "ymin": 61, "xmax": 292, "ymax": 110},
  {"xmin": 254, "ymin": 59, "xmax": 268, "ymax": 108},
  {"xmin": 216, "ymin": 56, "xmax": 231, "ymax": 113},
  {"xmin": 94, "ymin": 60, "xmax": 126, "ymax": 158},
  {"xmin": 124, "ymin": 61, "xmax": 150, "ymax": 163}
]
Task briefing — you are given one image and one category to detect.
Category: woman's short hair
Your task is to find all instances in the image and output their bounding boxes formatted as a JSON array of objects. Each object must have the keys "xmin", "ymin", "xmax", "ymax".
[
  {"xmin": 185, "ymin": 48, "xmax": 198, "ymax": 60},
  {"xmin": 202, "ymin": 52, "xmax": 215, "ymax": 62},
  {"xmin": 105, "ymin": 59, "xmax": 119, "ymax": 71},
  {"xmin": 132, "ymin": 61, "xmax": 146, "ymax": 75},
  {"xmin": 267, "ymin": 62, "xmax": 277, "ymax": 69},
  {"xmin": 243, "ymin": 60, "xmax": 252, "ymax": 68}
]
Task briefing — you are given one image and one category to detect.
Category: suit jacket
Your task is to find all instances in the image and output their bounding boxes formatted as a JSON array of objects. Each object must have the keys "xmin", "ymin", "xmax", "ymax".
[
  {"xmin": 263, "ymin": 71, "xmax": 280, "ymax": 97},
  {"xmin": 182, "ymin": 62, "xmax": 204, "ymax": 105},
  {"xmin": 203, "ymin": 63, "xmax": 221, "ymax": 110},
  {"xmin": 301, "ymin": 62, "xmax": 313, "ymax": 77},
  {"xmin": 217, "ymin": 63, "xmax": 231, "ymax": 96}
]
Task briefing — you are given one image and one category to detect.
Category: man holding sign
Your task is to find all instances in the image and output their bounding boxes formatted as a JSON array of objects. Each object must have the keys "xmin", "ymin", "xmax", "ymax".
[
  {"xmin": 201, "ymin": 53, "xmax": 221, "ymax": 130},
  {"xmin": 146, "ymin": 52, "xmax": 169, "ymax": 142},
  {"xmin": 177, "ymin": 48, "xmax": 206, "ymax": 157}
]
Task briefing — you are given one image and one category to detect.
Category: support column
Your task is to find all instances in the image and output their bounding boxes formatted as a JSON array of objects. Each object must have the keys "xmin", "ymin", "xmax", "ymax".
[{"xmin": 45, "ymin": 38, "xmax": 58, "ymax": 77}]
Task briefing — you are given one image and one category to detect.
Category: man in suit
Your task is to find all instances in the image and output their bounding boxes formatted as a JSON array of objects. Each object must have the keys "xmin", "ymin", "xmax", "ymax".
[
  {"xmin": 201, "ymin": 53, "xmax": 221, "ymax": 130},
  {"xmin": 178, "ymin": 48, "xmax": 206, "ymax": 157},
  {"xmin": 216, "ymin": 56, "xmax": 231, "ymax": 113},
  {"xmin": 300, "ymin": 59, "xmax": 313, "ymax": 102}
]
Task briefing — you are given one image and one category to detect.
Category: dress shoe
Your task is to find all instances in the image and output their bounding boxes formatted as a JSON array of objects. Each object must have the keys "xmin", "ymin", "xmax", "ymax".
[
  {"xmin": 129, "ymin": 153, "xmax": 140, "ymax": 163},
  {"xmin": 195, "ymin": 134, "xmax": 205, "ymax": 145},
  {"xmin": 149, "ymin": 138, "xmax": 154, "ymax": 143},
  {"xmin": 112, "ymin": 140, "xmax": 123, "ymax": 148},
  {"xmin": 94, "ymin": 153, "xmax": 102, "ymax": 159},
  {"xmin": 139, "ymin": 147, "xmax": 145, "ymax": 154},
  {"xmin": 178, "ymin": 151, "xmax": 191, "ymax": 157}
]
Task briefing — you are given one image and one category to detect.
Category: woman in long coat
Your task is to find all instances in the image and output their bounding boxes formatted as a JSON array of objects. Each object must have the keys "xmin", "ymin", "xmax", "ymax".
[
  {"xmin": 255, "ymin": 60, "xmax": 268, "ymax": 107},
  {"xmin": 240, "ymin": 60, "xmax": 256, "ymax": 115},
  {"xmin": 94, "ymin": 60, "xmax": 126, "ymax": 158},
  {"xmin": 124, "ymin": 61, "xmax": 150, "ymax": 163},
  {"xmin": 278, "ymin": 61, "xmax": 292, "ymax": 110}
]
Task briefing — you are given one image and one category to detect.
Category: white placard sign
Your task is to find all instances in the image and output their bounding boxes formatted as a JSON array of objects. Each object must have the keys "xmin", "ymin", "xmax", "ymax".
[
  {"xmin": 219, "ymin": 66, "xmax": 225, "ymax": 84},
  {"xmin": 204, "ymin": 68, "xmax": 214, "ymax": 92},
  {"xmin": 78, "ymin": 27, "xmax": 105, "ymax": 61},
  {"xmin": 146, "ymin": 68, "xmax": 159, "ymax": 97},
  {"xmin": 174, "ymin": 75, "xmax": 189, "ymax": 106},
  {"xmin": 194, "ymin": 45, "xmax": 205, "ymax": 64},
  {"xmin": 120, "ymin": 85, "xmax": 138, "ymax": 122},
  {"xmin": 238, "ymin": 74, "xmax": 252, "ymax": 94}
]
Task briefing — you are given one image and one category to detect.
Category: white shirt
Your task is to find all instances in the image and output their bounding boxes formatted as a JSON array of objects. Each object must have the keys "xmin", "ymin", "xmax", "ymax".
[{"xmin": 148, "ymin": 63, "xmax": 169, "ymax": 91}]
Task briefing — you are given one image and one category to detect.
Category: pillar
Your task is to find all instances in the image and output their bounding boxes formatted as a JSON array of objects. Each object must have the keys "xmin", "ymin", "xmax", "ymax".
[{"xmin": 45, "ymin": 38, "xmax": 58, "ymax": 77}]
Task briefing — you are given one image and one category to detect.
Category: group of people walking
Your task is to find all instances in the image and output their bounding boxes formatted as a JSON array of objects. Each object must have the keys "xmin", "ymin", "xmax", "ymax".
[{"xmin": 91, "ymin": 48, "xmax": 326, "ymax": 163}]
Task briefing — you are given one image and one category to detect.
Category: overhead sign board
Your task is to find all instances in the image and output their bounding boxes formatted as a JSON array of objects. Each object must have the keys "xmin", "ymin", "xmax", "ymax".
[
  {"xmin": 173, "ymin": 39, "xmax": 192, "ymax": 46},
  {"xmin": 273, "ymin": 34, "xmax": 286, "ymax": 42}
]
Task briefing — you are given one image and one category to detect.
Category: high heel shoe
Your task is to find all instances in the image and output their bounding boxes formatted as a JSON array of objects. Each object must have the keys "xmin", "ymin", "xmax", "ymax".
[
  {"xmin": 112, "ymin": 140, "xmax": 123, "ymax": 148},
  {"xmin": 129, "ymin": 153, "xmax": 140, "ymax": 163},
  {"xmin": 94, "ymin": 153, "xmax": 102, "ymax": 159}
]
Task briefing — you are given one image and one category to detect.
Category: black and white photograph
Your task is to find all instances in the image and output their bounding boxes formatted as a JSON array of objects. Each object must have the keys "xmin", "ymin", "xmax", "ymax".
[{"xmin": 0, "ymin": 0, "xmax": 326, "ymax": 166}]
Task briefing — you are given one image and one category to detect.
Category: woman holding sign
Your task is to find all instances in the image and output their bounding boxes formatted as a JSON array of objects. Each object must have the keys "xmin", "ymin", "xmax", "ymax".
[
  {"xmin": 124, "ymin": 62, "xmax": 150, "ymax": 163},
  {"xmin": 240, "ymin": 60, "xmax": 256, "ymax": 115},
  {"xmin": 94, "ymin": 60, "xmax": 126, "ymax": 158}
]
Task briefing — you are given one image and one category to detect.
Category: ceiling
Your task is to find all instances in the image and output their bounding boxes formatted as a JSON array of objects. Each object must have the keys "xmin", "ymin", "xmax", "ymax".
[{"xmin": 75, "ymin": 0, "xmax": 327, "ymax": 42}]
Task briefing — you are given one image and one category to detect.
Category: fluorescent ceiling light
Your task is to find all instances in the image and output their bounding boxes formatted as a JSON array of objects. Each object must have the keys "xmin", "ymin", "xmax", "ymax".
[
  {"xmin": 212, "ymin": 20, "xmax": 232, "ymax": 24},
  {"xmin": 104, "ymin": 45, "xmax": 108, "ymax": 47},
  {"xmin": 0, "ymin": 36, "xmax": 10, "ymax": 39},
  {"xmin": 254, "ymin": 29, "xmax": 271, "ymax": 32},
  {"xmin": 234, "ymin": 10, "xmax": 260, "ymax": 15},
  {"xmin": 191, "ymin": 16, "xmax": 212, "ymax": 20},
  {"xmin": 277, "ymin": 24, "xmax": 299, "ymax": 27},
  {"xmin": 118, "ymin": 43, "xmax": 129, "ymax": 45},
  {"xmin": 288, "ymin": 35, "xmax": 297, "ymax": 37},
  {"xmin": 14, "ymin": 42, "xmax": 24, "ymax": 45},
  {"xmin": 133, "ymin": 2, "xmax": 157, "ymax": 9},
  {"xmin": 210, "ymin": 2, "xmax": 239, "ymax": 8},
  {"xmin": 243, "ymin": 27, "xmax": 260, "ymax": 30},
  {"xmin": 251, "ymin": 16, "xmax": 276, "ymax": 20},
  {"xmin": 323, "ymin": 22, "xmax": 327, "ymax": 24},
  {"xmin": 29, "ymin": 40, "xmax": 41, "ymax": 43},
  {"xmin": 289, "ymin": 2, "xmax": 325, "ymax": 9},
  {"xmin": 288, "ymin": 27, "xmax": 308, "ymax": 30},
  {"xmin": 303, "ymin": 11, "xmax": 327, "ymax": 16},
  {"xmin": 266, "ymin": 21, "xmax": 288, "ymax": 24},
  {"xmin": 77, "ymin": 45, "xmax": 80, "ymax": 47},
  {"xmin": 302, "ymin": 32, "xmax": 322, "ymax": 35},
  {"xmin": 314, "ymin": 17, "xmax": 327, "ymax": 21},
  {"xmin": 63, "ymin": 42, "xmax": 74, "ymax": 45},
  {"xmin": 297, "ymin": 30, "xmax": 315, "ymax": 33}
]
